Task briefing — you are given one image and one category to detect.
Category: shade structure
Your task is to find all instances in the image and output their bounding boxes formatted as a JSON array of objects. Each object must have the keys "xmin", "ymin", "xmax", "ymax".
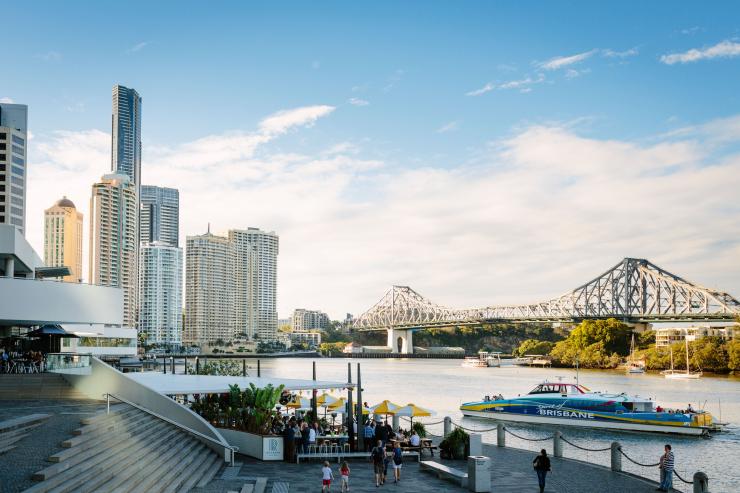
[
  {"xmin": 317, "ymin": 392, "xmax": 339, "ymax": 407},
  {"xmin": 388, "ymin": 403, "xmax": 434, "ymax": 418},
  {"xmin": 371, "ymin": 400, "xmax": 400, "ymax": 415},
  {"xmin": 327, "ymin": 397, "xmax": 347, "ymax": 412},
  {"xmin": 286, "ymin": 396, "xmax": 312, "ymax": 410},
  {"xmin": 25, "ymin": 325, "xmax": 78, "ymax": 338}
]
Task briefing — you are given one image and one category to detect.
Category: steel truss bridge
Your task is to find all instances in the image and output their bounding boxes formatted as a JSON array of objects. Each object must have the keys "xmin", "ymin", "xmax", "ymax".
[{"xmin": 352, "ymin": 258, "xmax": 740, "ymax": 332}]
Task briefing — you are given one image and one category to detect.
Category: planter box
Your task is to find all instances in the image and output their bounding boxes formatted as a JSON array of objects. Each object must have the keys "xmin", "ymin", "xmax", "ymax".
[{"xmin": 219, "ymin": 428, "xmax": 284, "ymax": 461}]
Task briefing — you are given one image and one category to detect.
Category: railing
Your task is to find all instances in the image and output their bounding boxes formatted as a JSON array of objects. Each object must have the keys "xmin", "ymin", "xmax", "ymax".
[
  {"xmin": 45, "ymin": 353, "xmax": 92, "ymax": 374},
  {"xmin": 408, "ymin": 416, "xmax": 710, "ymax": 493},
  {"xmin": 104, "ymin": 393, "xmax": 238, "ymax": 464}
]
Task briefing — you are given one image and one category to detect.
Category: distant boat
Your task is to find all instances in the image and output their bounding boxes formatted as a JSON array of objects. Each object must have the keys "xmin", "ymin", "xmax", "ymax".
[
  {"xmin": 626, "ymin": 334, "xmax": 645, "ymax": 374},
  {"xmin": 462, "ymin": 356, "xmax": 488, "ymax": 368},
  {"xmin": 662, "ymin": 337, "xmax": 702, "ymax": 379}
]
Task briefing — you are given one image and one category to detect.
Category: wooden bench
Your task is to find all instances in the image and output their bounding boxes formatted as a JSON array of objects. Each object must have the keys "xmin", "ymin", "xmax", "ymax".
[
  {"xmin": 419, "ymin": 460, "xmax": 468, "ymax": 488},
  {"xmin": 403, "ymin": 444, "xmax": 438, "ymax": 456}
]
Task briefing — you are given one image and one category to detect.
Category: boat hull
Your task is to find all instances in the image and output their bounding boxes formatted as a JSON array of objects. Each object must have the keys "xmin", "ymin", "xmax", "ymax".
[{"xmin": 460, "ymin": 409, "xmax": 708, "ymax": 436}]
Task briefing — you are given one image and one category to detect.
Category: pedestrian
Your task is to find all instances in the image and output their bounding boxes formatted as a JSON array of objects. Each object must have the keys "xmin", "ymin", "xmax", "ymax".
[
  {"xmin": 301, "ymin": 421, "xmax": 310, "ymax": 453},
  {"xmin": 364, "ymin": 421, "xmax": 375, "ymax": 451},
  {"xmin": 532, "ymin": 449, "xmax": 551, "ymax": 493},
  {"xmin": 321, "ymin": 461, "xmax": 334, "ymax": 492},
  {"xmin": 391, "ymin": 441, "xmax": 403, "ymax": 483},
  {"xmin": 340, "ymin": 461, "xmax": 351, "ymax": 492},
  {"xmin": 382, "ymin": 445, "xmax": 391, "ymax": 485},
  {"xmin": 283, "ymin": 418, "xmax": 296, "ymax": 462},
  {"xmin": 657, "ymin": 444, "xmax": 674, "ymax": 492},
  {"xmin": 375, "ymin": 420, "xmax": 389, "ymax": 449},
  {"xmin": 370, "ymin": 439, "xmax": 385, "ymax": 487}
]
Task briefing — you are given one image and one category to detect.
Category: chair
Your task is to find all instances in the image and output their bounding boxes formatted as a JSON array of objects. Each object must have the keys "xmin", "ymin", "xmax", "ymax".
[
  {"xmin": 307, "ymin": 443, "xmax": 318, "ymax": 456},
  {"xmin": 342, "ymin": 443, "xmax": 351, "ymax": 454}
]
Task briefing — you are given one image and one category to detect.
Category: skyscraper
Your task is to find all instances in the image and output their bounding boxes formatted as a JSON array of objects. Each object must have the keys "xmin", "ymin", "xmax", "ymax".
[
  {"xmin": 291, "ymin": 309, "xmax": 330, "ymax": 332},
  {"xmin": 44, "ymin": 197, "xmax": 83, "ymax": 283},
  {"xmin": 0, "ymin": 103, "xmax": 28, "ymax": 235},
  {"xmin": 184, "ymin": 231, "xmax": 235, "ymax": 344},
  {"xmin": 230, "ymin": 228, "xmax": 279, "ymax": 341},
  {"xmin": 140, "ymin": 185, "xmax": 179, "ymax": 247},
  {"xmin": 89, "ymin": 173, "xmax": 138, "ymax": 328},
  {"xmin": 139, "ymin": 242, "xmax": 183, "ymax": 346},
  {"xmin": 111, "ymin": 85, "xmax": 142, "ymax": 192},
  {"xmin": 184, "ymin": 227, "xmax": 279, "ymax": 344}
]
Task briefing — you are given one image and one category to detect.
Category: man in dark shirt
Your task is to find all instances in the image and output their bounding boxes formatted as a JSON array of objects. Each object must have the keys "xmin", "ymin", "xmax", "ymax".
[
  {"xmin": 375, "ymin": 420, "xmax": 389, "ymax": 448},
  {"xmin": 533, "ymin": 449, "xmax": 551, "ymax": 493},
  {"xmin": 283, "ymin": 418, "xmax": 296, "ymax": 462}
]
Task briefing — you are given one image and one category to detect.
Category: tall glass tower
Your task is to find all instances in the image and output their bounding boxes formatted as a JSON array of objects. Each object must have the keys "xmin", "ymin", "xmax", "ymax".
[
  {"xmin": 140, "ymin": 185, "xmax": 179, "ymax": 247},
  {"xmin": 0, "ymin": 103, "xmax": 29, "ymax": 235},
  {"xmin": 111, "ymin": 85, "xmax": 142, "ymax": 193}
]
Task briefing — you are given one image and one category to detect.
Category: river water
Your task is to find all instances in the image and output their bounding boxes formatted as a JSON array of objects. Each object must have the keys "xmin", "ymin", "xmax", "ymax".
[{"xmin": 257, "ymin": 358, "xmax": 739, "ymax": 492}]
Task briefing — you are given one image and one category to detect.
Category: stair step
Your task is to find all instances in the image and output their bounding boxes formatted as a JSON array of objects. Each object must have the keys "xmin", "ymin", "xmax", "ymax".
[
  {"xmin": 79, "ymin": 404, "xmax": 131, "ymax": 425},
  {"xmin": 113, "ymin": 435, "xmax": 199, "ymax": 493},
  {"xmin": 73, "ymin": 407, "xmax": 138, "ymax": 434},
  {"xmin": 254, "ymin": 477, "xmax": 268, "ymax": 493},
  {"xmin": 160, "ymin": 445, "xmax": 210, "ymax": 493},
  {"xmin": 0, "ymin": 414, "xmax": 50, "ymax": 433},
  {"xmin": 0, "ymin": 422, "xmax": 42, "ymax": 440},
  {"xmin": 0, "ymin": 444, "xmax": 17, "ymax": 455},
  {"xmin": 196, "ymin": 453, "xmax": 224, "ymax": 488},
  {"xmin": 176, "ymin": 450, "xmax": 221, "ymax": 493},
  {"xmin": 127, "ymin": 439, "xmax": 203, "ymax": 493},
  {"xmin": 61, "ymin": 411, "xmax": 153, "ymax": 448}
]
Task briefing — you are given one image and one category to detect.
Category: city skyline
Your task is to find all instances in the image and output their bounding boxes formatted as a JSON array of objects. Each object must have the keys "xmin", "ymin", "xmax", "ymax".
[{"xmin": 4, "ymin": 2, "xmax": 740, "ymax": 319}]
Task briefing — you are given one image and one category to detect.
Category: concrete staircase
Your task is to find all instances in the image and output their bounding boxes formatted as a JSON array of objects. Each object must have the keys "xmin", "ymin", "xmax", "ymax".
[
  {"xmin": 24, "ymin": 404, "xmax": 224, "ymax": 493},
  {"xmin": 0, "ymin": 414, "xmax": 51, "ymax": 455},
  {"xmin": 0, "ymin": 373, "xmax": 89, "ymax": 400}
]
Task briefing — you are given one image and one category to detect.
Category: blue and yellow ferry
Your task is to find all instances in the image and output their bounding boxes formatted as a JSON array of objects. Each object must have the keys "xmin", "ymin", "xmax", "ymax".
[{"xmin": 460, "ymin": 381, "xmax": 718, "ymax": 436}]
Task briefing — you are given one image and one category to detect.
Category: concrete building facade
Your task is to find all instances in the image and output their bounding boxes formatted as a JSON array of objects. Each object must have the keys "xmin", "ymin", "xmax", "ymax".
[
  {"xmin": 44, "ymin": 197, "xmax": 83, "ymax": 283},
  {"xmin": 139, "ymin": 242, "xmax": 183, "ymax": 346},
  {"xmin": 291, "ymin": 308, "xmax": 330, "ymax": 332},
  {"xmin": 140, "ymin": 185, "xmax": 179, "ymax": 247},
  {"xmin": 0, "ymin": 103, "xmax": 28, "ymax": 235},
  {"xmin": 89, "ymin": 173, "xmax": 139, "ymax": 328}
]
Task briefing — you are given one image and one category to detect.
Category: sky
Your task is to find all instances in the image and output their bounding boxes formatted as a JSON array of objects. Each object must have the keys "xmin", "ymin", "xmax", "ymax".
[{"xmin": 2, "ymin": 1, "xmax": 740, "ymax": 319}]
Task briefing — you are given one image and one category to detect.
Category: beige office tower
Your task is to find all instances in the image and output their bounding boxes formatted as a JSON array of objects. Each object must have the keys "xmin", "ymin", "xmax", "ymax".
[
  {"xmin": 184, "ymin": 231, "xmax": 235, "ymax": 344},
  {"xmin": 89, "ymin": 173, "xmax": 138, "ymax": 328},
  {"xmin": 43, "ymin": 197, "xmax": 83, "ymax": 282}
]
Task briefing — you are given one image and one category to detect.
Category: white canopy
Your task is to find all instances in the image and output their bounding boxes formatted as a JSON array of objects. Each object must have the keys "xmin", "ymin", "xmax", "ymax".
[{"xmin": 127, "ymin": 372, "xmax": 353, "ymax": 395}]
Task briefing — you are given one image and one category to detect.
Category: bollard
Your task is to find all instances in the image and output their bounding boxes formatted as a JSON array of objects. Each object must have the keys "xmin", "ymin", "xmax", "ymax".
[
  {"xmin": 195, "ymin": 356, "xmax": 200, "ymax": 374},
  {"xmin": 443, "ymin": 416, "xmax": 452, "ymax": 437},
  {"xmin": 553, "ymin": 431, "xmax": 563, "ymax": 458},
  {"xmin": 258, "ymin": 359, "xmax": 261, "ymax": 377},
  {"xmin": 242, "ymin": 359, "xmax": 246, "ymax": 376},
  {"xmin": 497, "ymin": 423, "xmax": 505, "ymax": 447},
  {"xmin": 392, "ymin": 414, "xmax": 400, "ymax": 432},
  {"xmin": 693, "ymin": 472, "xmax": 709, "ymax": 493},
  {"xmin": 610, "ymin": 442, "xmax": 622, "ymax": 472}
]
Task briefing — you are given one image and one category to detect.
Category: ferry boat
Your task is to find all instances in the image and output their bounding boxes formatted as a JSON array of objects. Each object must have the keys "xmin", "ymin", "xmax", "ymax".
[
  {"xmin": 461, "ymin": 356, "xmax": 488, "ymax": 368},
  {"xmin": 460, "ymin": 381, "xmax": 719, "ymax": 436}
]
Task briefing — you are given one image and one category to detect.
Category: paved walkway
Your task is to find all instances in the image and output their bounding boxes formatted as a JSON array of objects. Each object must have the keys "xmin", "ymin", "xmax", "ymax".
[{"xmin": 195, "ymin": 444, "xmax": 664, "ymax": 493}]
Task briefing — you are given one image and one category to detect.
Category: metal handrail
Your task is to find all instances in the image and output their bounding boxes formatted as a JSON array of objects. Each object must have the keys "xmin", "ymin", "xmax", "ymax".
[{"xmin": 103, "ymin": 393, "xmax": 238, "ymax": 464}]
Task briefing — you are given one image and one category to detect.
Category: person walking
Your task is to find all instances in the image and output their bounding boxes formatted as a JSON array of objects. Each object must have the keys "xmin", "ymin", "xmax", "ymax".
[
  {"xmin": 321, "ymin": 461, "xmax": 334, "ymax": 492},
  {"xmin": 375, "ymin": 420, "xmax": 389, "ymax": 449},
  {"xmin": 391, "ymin": 441, "xmax": 403, "ymax": 483},
  {"xmin": 364, "ymin": 421, "xmax": 375, "ymax": 452},
  {"xmin": 283, "ymin": 418, "xmax": 296, "ymax": 462},
  {"xmin": 657, "ymin": 444, "xmax": 675, "ymax": 492},
  {"xmin": 532, "ymin": 449, "xmax": 551, "ymax": 493},
  {"xmin": 340, "ymin": 461, "xmax": 351, "ymax": 492},
  {"xmin": 370, "ymin": 440, "xmax": 385, "ymax": 487}
]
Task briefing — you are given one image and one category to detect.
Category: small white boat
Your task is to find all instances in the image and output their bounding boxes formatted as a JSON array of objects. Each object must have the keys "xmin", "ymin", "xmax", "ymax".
[
  {"xmin": 662, "ymin": 338, "xmax": 702, "ymax": 379},
  {"xmin": 626, "ymin": 334, "xmax": 645, "ymax": 374},
  {"xmin": 462, "ymin": 356, "xmax": 488, "ymax": 368}
]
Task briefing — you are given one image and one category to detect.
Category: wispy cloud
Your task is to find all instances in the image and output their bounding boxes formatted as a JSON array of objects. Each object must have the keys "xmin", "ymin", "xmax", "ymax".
[
  {"xmin": 36, "ymin": 51, "xmax": 62, "ymax": 62},
  {"xmin": 681, "ymin": 26, "xmax": 702, "ymax": 36},
  {"xmin": 467, "ymin": 74, "xmax": 544, "ymax": 96},
  {"xmin": 437, "ymin": 121, "xmax": 460, "ymax": 133},
  {"xmin": 0, "ymin": 97, "xmax": 14, "ymax": 104},
  {"xmin": 258, "ymin": 105, "xmax": 336, "ymax": 136},
  {"xmin": 539, "ymin": 49, "xmax": 598, "ymax": 70},
  {"xmin": 126, "ymin": 41, "xmax": 149, "ymax": 53},
  {"xmin": 383, "ymin": 69, "xmax": 404, "ymax": 93},
  {"xmin": 602, "ymin": 47, "xmax": 639, "ymax": 58},
  {"xmin": 565, "ymin": 68, "xmax": 590, "ymax": 79},
  {"xmin": 661, "ymin": 40, "xmax": 740, "ymax": 65},
  {"xmin": 347, "ymin": 97, "xmax": 369, "ymax": 107},
  {"xmin": 65, "ymin": 102, "xmax": 86, "ymax": 113},
  {"xmin": 466, "ymin": 82, "xmax": 495, "ymax": 97}
]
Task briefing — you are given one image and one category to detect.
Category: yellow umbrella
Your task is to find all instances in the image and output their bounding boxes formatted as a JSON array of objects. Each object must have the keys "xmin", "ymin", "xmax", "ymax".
[
  {"xmin": 286, "ymin": 396, "xmax": 311, "ymax": 410},
  {"xmin": 371, "ymin": 400, "xmax": 400, "ymax": 415},
  {"xmin": 327, "ymin": 397, "xmax": 346, "ymax": 411},
  {"xmin": 317, "ymin": 392, "xmax": 339, "ymax": 407},
  {"xmin": 389, "ymin": 403, "xmax": 434, "ymax": 428}
]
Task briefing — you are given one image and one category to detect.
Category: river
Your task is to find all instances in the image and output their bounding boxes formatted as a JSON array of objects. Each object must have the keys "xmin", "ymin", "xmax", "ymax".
[{"xmin": 256, "ymin": 357, "xmax": 739, "ymax": 492}]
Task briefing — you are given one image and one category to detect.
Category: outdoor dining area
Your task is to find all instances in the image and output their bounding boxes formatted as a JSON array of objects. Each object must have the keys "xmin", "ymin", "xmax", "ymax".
[{"xmin": 0, "ymin": 325, "xmax": 78, "ymax": 374}]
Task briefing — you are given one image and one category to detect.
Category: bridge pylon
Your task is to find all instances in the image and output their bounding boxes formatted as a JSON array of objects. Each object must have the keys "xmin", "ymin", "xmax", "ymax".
[{"xmin": 387, "ymin": 328, "xmax": 414, "ymax": 354}]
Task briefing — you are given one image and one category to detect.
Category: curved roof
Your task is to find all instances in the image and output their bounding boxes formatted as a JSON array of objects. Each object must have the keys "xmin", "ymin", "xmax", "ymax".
[{"xmin": 55, "ymin": 196, "xmax": 76, "ymax": 208}]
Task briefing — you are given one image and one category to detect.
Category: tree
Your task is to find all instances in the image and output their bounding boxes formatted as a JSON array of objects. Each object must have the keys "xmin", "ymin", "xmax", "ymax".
[
  {"xmin": 550, "ymin": 318, "xmax": 631, "ymax": 368},
  {"xmin": 516, "ymin": 339, "xmax": 555, "ymax": 356},
  {"xmin": 727, "ymin": 340, "xmax": 740, "ymax": 372}
]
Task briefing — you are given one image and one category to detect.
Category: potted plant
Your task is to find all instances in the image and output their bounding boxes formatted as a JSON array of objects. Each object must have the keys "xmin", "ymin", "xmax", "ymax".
[
  {"xmin": 412, "ymin": 421, "xmax": 427, "ymax": 438},
  {"xmin": 439, "ymin": 427, "xmax": 469, "ymax": 460}
]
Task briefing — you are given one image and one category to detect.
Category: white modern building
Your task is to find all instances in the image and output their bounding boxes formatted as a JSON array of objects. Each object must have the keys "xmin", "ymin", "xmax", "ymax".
[
  {"xmin": 289, "ymin": 331, "xmax": 322, "ymax": 348},
  {"xmin": 0, "ymin": 103, "xmax": 28, "ymax": 235},
  {"xmin": 89, "ymin": 173, "xmax": 139, "ymax": 329},
  {"xmin": 140, "ymin": 185, "xmax": 179, "ymax": 247},
  {"xmin": 654, "ymin": 324, "xmax": 738, "ymax": 347},
  {"xmin": 139, "ymin": 242, "xmax": 183, "ymax": 346},
  {"xmin": 44, "ymin": 197, "xmax": 83, "ymax": 283},
  {"xmin": 291, "ymin": 308, "xmax": 330, "ymax": 332},
  {"xmin": 184, "ymin": 231, "xmax": 235, "ymax": 344}
]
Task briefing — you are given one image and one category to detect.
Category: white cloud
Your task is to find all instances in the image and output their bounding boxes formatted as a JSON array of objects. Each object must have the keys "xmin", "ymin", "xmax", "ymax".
[
  {"xmin": 564, "ymin": 68, "xmax": 590, "ymax": 79},
  {"xmin": 436, "ymin": 121, "xmax": 459, "ymax": 133},
  {"xmin": 127, "ymin": 41, "xmax": 149, "ymax": 53},
  {"xmin": 347, "ymin": 98, "xmax": 369, "ymax": 107},
  {"xmin": 602, "ymin": 47, "xmax": 639, "ymax": 58},
  {"xmin": 539, "ymin": 49, "xmax": 598, "ymax": 70},
  {"xmin": 258, "ymin": 105, "xmax": 335, "ymax": 135},
  {"xmin": 661, "ymin": 40, "xmax": 740, "ymax": 65},
  {"xmin": 26, "ymin": 113, "xmax": 740, "ymax": 319},
  {"xmin": 681, "ymin": 26, "xmax": 702, "ymax": 36},
  {"xmin": 466, "ymin": 82, "xmax": 495, "ymax": 97},
  {"xmin": 0, "ymin": 97, "xmax": 14, "ymax": 103}
]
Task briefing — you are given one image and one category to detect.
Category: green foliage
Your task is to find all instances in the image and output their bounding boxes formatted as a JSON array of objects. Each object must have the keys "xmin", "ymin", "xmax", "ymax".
[
  {"xmin": 319, "ymin": 342, "xmax": 347, "ymax": 356},
  {"xmin": 439, "ymin": 427, "xmax": 469, "ymax": 460},
  {"xmin": 190, "ymin": 383, "xmax": 285, "ymax": 435},
  {"xmin": 643, "ymin": 337, "xmax": 734, "ymax": 373},
  {"xmin": 550, "ymin": 319, "xmax": 631, "ymax": 368},
  {"xmin": 728, "ymin": 340, "xmax": 740, "ymax": 372},
  {"xmin": 637, "ymin": 330, "xmax": 655, "ymax": 349},
  {"xmin": 516, "ymin": 339, "xmax": 555, "ymax": 356},
  {"xmin": 411, "ymin": 421, "xmax": 427, "ymax": 438},
  {"xmin": 187, "ymin": 359, "xmax": 244, "ymax": 376}
]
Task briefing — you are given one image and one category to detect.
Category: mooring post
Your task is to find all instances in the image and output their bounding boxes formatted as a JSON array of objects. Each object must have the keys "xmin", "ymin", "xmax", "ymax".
[
  {"xmin": 693, "ymin": 472, "xmax": 709, "ymax": 493},
  {"xmin": 258, "ymin": 359, "xmax": 261, "ymax": 377},
  {"xmin": 553, "ymin": 431, "xmax": 563, "ymax": 457},
  {"xmin": 497, "ymin": 423, "xmax": 505, "ymax": 447},
  {"xmin": 184, "ymin": 356, "xmax": 187, "ymax": 375},
  {"xmin": 356, "ymin": 363, "xmax": 364, "ymax": 451},
  {"xmin": 443, "ymin": 416, "xmax": 452, "ymax": 437},
  {"xmin": 195, "ymin": 356, "xmax": 200, "ymax": 374},
  {"xmin": 347, "ymin": 362, "xmax": 354, "ymax": 452},
  {"xmin": 242, "ymin": 359, "xmax": 246, "ymax": 376},
  {"xmin": 311, "ymin": 361, "xmax": 318, "ymax": 420},
  {"xmin": 171, "ymin": 356, "xmax": 175, "ymax": 374},
  {"xmin": 610, "ymin": 442, "xmax": 622, "ymax": 472},
  {"xmin": 163, "ymin": 356, "xmax": 166, "ymax": 374}
]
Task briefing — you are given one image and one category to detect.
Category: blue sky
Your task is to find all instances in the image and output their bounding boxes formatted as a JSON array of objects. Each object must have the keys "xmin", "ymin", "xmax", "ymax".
[{"xmin": 3, "ymin": 1, "xmax": 740, "ymax": 317}]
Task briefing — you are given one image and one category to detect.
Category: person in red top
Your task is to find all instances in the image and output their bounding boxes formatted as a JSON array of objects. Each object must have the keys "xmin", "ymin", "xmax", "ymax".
[{"xmin": 339, "ymin": 461, "xmax": 350, "ymax": 492}]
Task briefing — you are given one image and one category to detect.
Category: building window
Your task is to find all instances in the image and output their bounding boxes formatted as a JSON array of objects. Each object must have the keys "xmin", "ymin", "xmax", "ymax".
[
  {"xmin": 12, "ymin": 155, "xmax": 23, "ymax": 166},
  {"xmin": 11, "ymin": 176, "xmax": 23, "ymax": 186},
  {"xmin": 11, "ymin": 206, "xmax": 23, "ymax": 216},
  {"xmin": 12, "ymin": 135, "xmax": 24, "ymax": 146},
  {"xmin": 10, "ymin": 196, "xmax": 22, "ymax": 206},
  {"xmin": 12, "ymin": 166, "xmax": 23, "ymax": 176},
  {"xmin": 11, "ymin": 186, "xmax": 22, "ymax": 196},
  {"xmin": 0, "ymin": 132, "xmax": 5, "ymax": 140},
  {"xmin": 11, "ymin": 145, "xmax": 24, "ymax": 156},
  {"xmin": 10, "ymin": 217, "xmax": 22, "ymax": 226}
]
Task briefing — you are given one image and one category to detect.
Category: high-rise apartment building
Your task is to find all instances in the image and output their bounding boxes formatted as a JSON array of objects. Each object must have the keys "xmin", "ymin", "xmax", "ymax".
[
  {"xmin": 111, "ymin": 85, "xmax": 142, "ymax": 193},
  {"xmin": 0, "ymin": 103, "xmax": 28, "ymax": 235},
  {"xmin": 140, "ymin": 185, "xmax": 179, "ymax": 246},
  {"xmin": 230, "ymin": 228, "xmax": 279, "ymax": 341},
  {"xmin": 44, "ymin": 197, "xmax": 83, "ymax": 282},
  {"xmin": 291, "ymin": 308, "xmax": 330, "ymax": 332},
  {"xmin": 184, "ymin": 227, "xmax": 279, "ymax": 344},
  {"xmin": 184, "ymin": 231, "xmax": 235, "ymax": 344},
  {"xmin": 89, "ymin": 173, "xmax": 138, "ymax": 328},
  {"xmin": 139, "ymin": 242, "xmax": 183, "ymax": 346}
]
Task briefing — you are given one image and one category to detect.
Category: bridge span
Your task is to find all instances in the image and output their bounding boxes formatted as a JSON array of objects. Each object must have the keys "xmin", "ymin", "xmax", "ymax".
[{"xmin": 351, "ymin": 258, "xmax": 740, "ymax": 354}]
